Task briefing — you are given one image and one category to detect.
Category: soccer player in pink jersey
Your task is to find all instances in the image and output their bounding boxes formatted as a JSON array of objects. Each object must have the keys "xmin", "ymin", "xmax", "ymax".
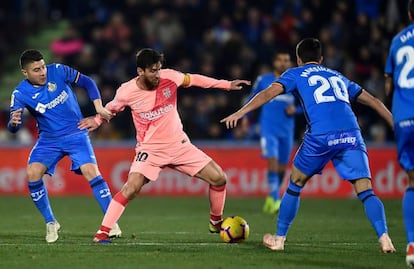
[{"xmin": 78, "ymin": 48, "xmax": 250, "ymax": 243}]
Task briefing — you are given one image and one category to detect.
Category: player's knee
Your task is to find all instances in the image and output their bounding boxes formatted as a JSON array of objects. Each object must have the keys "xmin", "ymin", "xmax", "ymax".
[
  {"xmin": 80, "ymin": 164, "xmax": 100, "ymax": 179},
  {"xmin": 26, "ymin": 167, "xmax": 44, "ymax": 180},
  {"xmin": 211, "ymin": 170, "xmax": 227, "ymax": 186}
]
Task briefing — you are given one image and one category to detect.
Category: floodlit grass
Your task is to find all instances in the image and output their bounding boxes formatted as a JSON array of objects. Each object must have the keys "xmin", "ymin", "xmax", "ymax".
[{"xmin": 0, "ymin": 196, "xmax": 406, "ymax": 269}]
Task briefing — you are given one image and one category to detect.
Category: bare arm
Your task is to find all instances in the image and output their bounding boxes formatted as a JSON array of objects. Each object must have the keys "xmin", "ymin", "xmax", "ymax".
[
  {"xmin": 92, "ymin": 99, "xmax": 113, "ymax": 122},
  {"xmin": 356, "ymin": 89, "xmax": 393, "ymax": 129},
  {"xmin": 220, "ymin": 82, "xmax": 284, "ymax": 129}
]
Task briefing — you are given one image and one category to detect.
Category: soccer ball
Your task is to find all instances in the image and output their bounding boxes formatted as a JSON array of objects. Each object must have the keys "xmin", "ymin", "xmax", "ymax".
[{"xmin": 220, "ymin": 216, "xmax": 250, "ymax": 243}]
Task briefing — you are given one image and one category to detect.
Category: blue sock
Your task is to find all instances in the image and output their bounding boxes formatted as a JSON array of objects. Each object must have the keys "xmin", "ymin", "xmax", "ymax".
[
  {"xmin": 28, "ymin": 179, "xmax": 55, "ymax": 223},
  {"xmin": 403, "ymin": 187, "xmax": 414, "ymax": 243},
  {"xmin": 277, "ymin": 180, "xmax": 303, "ymax": 236},
  {"xmin": 89, "ymin": 175, "xmax": 112, "ymax": 214},
  {"xmin": 357, "ymin": 189, "xmax": 387, "ymax": 237},
  {"xmin": 268, "ymin": 171, "xmax": 280, "ymax": 200}
]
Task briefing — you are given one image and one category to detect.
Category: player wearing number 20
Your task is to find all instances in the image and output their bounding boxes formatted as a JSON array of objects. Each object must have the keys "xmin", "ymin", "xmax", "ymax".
[
  {"xmin": 221, "ymin": 38, "xmax": 396, "ymax": 253},
  {"xmin": 384, "ymin": 0, "xmax": 414, "ymax": 266}
]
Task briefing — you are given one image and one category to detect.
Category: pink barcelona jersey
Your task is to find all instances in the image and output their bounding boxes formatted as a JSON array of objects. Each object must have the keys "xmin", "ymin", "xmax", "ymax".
[{"xmin": 105, "ymin": 69, "xmax": 186, "ymax": 148}]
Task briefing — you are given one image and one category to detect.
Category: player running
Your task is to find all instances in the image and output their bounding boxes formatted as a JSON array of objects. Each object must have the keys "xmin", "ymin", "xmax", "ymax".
[
  {"xmin": 221, "ymin": 38, "xmax": 396, "ymax": 253},
  {"xmin": 242, "ymin": 51, "xmax": 300, "ymax": 214},
  {"xmin": 384, "ymin": 0, "xmax": 414, "ymax": 265},
  {"xmin": 8, "ymin": 49, "xmax": 121, "ymax": 243},
  {"xmin": 78, "ymin": 48, "xmax": 250, "ymax": 243}
]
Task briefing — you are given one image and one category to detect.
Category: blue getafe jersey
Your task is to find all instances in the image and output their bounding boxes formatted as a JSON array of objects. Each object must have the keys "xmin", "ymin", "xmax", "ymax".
[
  {"xmin": 385, "ymin": 23, "xmax": 414, "ymax": 123},
  {"xmin": 10, "ymin": 63, "xmax": 86, "ymax": 138},
  {"xmin": 249, "ymin": 72, "xmax": 295, "ymax": 136},
  {"xmin": 276, "ymin": 64, "xmax": 362, "ymax": 135}
]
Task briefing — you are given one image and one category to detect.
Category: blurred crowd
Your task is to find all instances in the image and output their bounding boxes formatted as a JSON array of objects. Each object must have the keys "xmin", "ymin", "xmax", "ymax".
[{"xmin": 0, "ymin": 0, "xmax": 407, "ymax": 144}]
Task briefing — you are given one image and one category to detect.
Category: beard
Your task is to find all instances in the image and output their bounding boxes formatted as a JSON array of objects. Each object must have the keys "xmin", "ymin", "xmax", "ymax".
[{"xmin": 142, "ymin": 76, "xmax": 160, "ymax": 90}]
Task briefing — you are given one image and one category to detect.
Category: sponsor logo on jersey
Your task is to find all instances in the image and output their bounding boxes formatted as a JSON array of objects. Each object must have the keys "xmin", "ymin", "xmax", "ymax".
[
  {"xmin": 47, "ymin": 82, "xmax": 57, "ymax": 92},
  {"xmin": 35, "ymin": 90, "xmax": 68, "ymax": 114},
  {"xmin": 399, "ymin": 119, "xmax": 414, "ymax": 128},
  {"xmin": 139, "ymin": 104, "xmax": 173, "ymax": 120}
]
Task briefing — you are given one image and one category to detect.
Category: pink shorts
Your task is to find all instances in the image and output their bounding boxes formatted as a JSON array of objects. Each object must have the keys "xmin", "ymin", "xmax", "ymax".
[{"xmin": 130, "ymin": 140, "xmax": 212, "ymax": 181}]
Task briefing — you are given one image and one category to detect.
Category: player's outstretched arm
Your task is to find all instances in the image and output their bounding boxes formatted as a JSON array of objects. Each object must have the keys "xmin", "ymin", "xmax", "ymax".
[
  {"xmin": 356, "ymin": 89, "xmax": 393, "ymax": 129},
  {"xmin": 183, "ymin": 73, "xmax": 250, "ymax": 90},
  {"xmin": 221, "ymin": 82, "xmax": 284, "ymax": 129}
]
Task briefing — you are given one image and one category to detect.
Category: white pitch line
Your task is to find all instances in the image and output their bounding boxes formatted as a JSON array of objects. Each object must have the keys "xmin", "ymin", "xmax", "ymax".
[
  {"xmin": 0, "ymin": 242, "xmax": 360, "ymax": 247},
  {"xmin": 0, "ymin": 242, "xmax": 228, "ymax": 246}
]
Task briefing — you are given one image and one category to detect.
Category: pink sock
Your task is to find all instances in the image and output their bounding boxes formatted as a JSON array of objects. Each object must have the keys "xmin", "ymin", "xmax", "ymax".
[
  {"xmin": 209, "ymin": 184, "xmax": 226, "ymax": 221},
  {"xmin": 101, "ymin": 192, "xmax": 129, "ymax": 231}
]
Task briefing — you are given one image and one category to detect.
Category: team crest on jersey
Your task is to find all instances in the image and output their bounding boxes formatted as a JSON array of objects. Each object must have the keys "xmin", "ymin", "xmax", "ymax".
[
  {"xmin": 47, "ymin": 82, "xmax": 57, "ymax": 92},
  {"xmin": 162, "ymin": 88, "xmax": 171, "ymax": 98}
]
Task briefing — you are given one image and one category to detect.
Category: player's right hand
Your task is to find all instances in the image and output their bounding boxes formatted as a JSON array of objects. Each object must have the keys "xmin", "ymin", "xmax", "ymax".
[
  {"xmin": 78, "ymin": 116, "xmax": 100, "ymax": 132},
  {"xmin": 9, "ymin": 108, "xmax": 23, "ymax": 127},
  {"xmin": 220, "ymin": 111, "xmax": 244, "ymax": 129}
]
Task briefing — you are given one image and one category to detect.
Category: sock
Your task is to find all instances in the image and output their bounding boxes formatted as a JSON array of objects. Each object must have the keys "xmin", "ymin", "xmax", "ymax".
[
  {"xmin": 101, "ymin": 192, "xmax": 129, "ymax": 231},
  {"xmin": 28, "ymin": 179, "xmax": 55, "ymax": 223},
  {"xmin": 89, "ymin": 175, "xmax": 112, "ymax": 214},
  {"xmin": 268, "ymin": 171, "xmax": 280, "ymax": 200},
  {"xmin": 403, "ymin": 187, "xmax": 414, "ymax": 243},
  {"xmin": 357, "ymin": 189, "xmax": 387, "ymax": 237},
  {"xmin": 209, "ymin": 184, "xmax": 226, "ymax": 221},
  {"xmin": 277, "ymin": 180, "xmax": 303, "ymax": 236}
]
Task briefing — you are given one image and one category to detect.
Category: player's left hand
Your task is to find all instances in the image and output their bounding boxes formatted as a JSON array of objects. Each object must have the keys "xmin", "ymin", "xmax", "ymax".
[
  {"xmin": 229, "ymin": 80, "xmax": 251, "ymax": 91},
  {"xmin": 78, "ymin": 117, "xmax": 100, "ymax": 132},
  {"xmin": 220, "ymin": 111, "xmax": 244, "ymax": 129}
]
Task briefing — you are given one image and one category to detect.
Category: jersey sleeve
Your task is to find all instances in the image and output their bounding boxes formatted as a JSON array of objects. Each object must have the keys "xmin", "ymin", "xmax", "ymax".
[
  {"xmin": 160, "ymin": 69, "xmax": 185, "ymax": 86},
  {"xmin": 347, "ymin": 80, "xmax": 363, "ymax": 101},
  {"xmin": 9, "ymin": 89, "xmax": 25, "ymax": 111},
  {"xmin": 8, "ymin": 90, "xmax": 25, "ymax": 132},
  {"xmin": 94, "ymin": 89, "xmax": 127, "ymax": 125},
  {"xmin": 54, "ymin": 63, "xmax": 79, "ymax": 84},
  {"xmin": 105, "ymin": 90, "xmax": 127, "ymax": 114},
  {"xmin": 275, "ymin": 70, "xmax": 295, "ymax": 93}
]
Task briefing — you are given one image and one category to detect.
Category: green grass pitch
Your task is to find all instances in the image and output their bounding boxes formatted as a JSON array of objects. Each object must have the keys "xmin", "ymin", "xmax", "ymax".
[{"xmin": 0, "ymin": 196, "xmax": 406, "ymax": 269}]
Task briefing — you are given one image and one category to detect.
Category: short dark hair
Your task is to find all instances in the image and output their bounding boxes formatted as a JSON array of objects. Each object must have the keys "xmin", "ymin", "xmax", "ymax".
[
  {"xmin": 409, "ymin": 0, "xmax": 414, "ymax": 20},
  {"xmin": 20, "ymin": 49, "xmax": 44, "ymax": 69},
  {"xmin": 135, "ymin": 48, "xmax": 164, "ymax": 69},
  {"xmin": 273, "ymin": 50, "xmax": 291, "ymax": 60},
  {"xmin": 296, "ymin": 38, "xmax": 322, "ymax": 63}
]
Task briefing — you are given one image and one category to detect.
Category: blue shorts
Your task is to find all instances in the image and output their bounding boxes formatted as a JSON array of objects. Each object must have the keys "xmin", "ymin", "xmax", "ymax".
[
  {"xmin": 293, "ymin": 130, "xmax": 371, "ymax": 180},
  {"xmin": 28, "ymin": 131, "xmax": 97, "ymax": 175},
  {"xmin": 395, "ymin": 119, "xmax": 414, "ymax": 171},
  {"xmin": 260, "ymin": 134, "xmax": 293, "ymax": 165}
]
